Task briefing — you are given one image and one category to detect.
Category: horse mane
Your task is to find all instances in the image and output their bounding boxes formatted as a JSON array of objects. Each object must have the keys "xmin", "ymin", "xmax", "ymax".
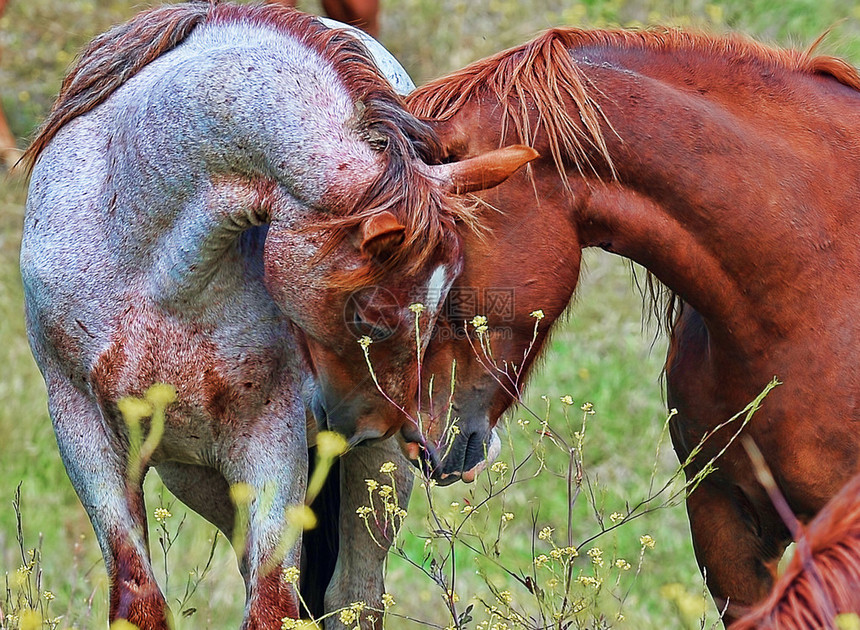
[
  {"xmin": 24, "ymin": 1, "xmax": 462, "ymax": 285},
  {"xmin": 22, "ymin": 2, "xmax": 209, "ymax": 171},
  {"xmin": 408, "ymin": 27, "xmax": 860, "ymax": 333},
  {"xmin": 408, "ymin": 26, "xmax": 860, "ymax": 172},
  {"xmin": 731, "ymin": 473, "xmax": 860, "ymax": 629}
]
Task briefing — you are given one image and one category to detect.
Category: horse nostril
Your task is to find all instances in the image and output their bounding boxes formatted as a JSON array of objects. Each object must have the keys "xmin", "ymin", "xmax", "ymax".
[{"xmin": 463, "ymin": 430, "xmax": 490, "ymax": 472}]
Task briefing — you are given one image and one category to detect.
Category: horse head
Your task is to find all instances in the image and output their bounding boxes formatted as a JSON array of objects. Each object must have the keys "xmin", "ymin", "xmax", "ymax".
[
  {"xmin": 411, "ymin": 114, "xmax": 577, "ymax": 484},
  {"xmin": 264, "ymin": 140, "xmax": 538, "ymax": 452}
]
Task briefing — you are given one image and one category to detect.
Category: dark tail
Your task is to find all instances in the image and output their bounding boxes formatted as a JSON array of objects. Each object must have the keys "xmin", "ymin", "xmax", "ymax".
[{"xmin": 300, "ymin": 446, "xmax": 341, "ymax": 618}]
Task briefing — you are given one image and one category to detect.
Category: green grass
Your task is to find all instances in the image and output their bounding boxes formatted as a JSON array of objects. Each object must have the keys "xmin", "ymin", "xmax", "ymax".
[{"xmin": 2, "ymin": 0, "xmax": 860, "ymax": 628}]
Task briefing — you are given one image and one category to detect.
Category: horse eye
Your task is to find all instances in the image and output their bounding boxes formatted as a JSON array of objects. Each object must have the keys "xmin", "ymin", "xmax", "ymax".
[{"xmin": 351, "ymin": 309, "xmax": 394, "ymax": 341}]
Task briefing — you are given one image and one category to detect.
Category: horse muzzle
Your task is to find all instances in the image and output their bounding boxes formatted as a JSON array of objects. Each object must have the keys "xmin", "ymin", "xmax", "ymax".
[{"xmin": 400, "ymin": 420, "xmax": 501, "ymax": 486}]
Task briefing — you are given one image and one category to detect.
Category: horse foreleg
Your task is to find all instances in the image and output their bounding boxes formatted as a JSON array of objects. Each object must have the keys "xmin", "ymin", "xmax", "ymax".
[
  {"xmin": 46, "ymin": 374, "xmax": 171, "ymax": 629},
  {"xmin": 220, "ymin": 405, "xmax": 308, "ymax": 630},
  {"xmin": 685, "ymin": 479, "xmax": 790, "ymax": 626},
  {"xmin": 324, "ymin": 437, "xmax": 412, "ymax": 630}
]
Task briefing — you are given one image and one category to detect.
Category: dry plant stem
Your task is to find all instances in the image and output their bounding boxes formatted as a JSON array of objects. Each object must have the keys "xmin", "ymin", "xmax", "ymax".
[
  {"xmin": 176, "ymin": 532, "xmax": 219, "ymax": 611},
  {"xmin": 741, "ymin": 437, "xmax": 801, "ymax": 541},
  {"xmin": 360, "ymin": 342, "xmax": 422, "ymax": 440}
]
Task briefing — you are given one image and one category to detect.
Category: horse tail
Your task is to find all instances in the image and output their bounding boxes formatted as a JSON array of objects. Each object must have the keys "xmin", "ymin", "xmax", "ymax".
[
  {"xmin": 299, "ymin": 446, "xmax": 341, "ymax": 618},
  {"xmin": 22, "ymin": 3, "xmax": 209, "ymax": 172},
  {"xmin": 730, "ymin": 473, "xmax": 860, "ymax": 629}
]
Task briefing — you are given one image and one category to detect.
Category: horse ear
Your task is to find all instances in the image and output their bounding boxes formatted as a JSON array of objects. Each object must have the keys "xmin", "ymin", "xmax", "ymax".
[
  {"xmin": 431, "ymin": 145, "xmax": 540, "ymax": 194},
  {"xmin": 360, "ymin": 210, "xmax": 406, "ymax": 258}
]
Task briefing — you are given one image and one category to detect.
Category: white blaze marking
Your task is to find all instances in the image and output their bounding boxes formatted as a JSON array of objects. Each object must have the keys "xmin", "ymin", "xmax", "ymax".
[{"xmin": 426, "ymin": 265, "xmax": 449, "ymax": 312}]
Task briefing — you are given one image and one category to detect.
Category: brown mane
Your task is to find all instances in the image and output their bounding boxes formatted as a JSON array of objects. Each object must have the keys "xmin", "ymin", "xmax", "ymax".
[
  {"xmin": 24, "ymin": 1, "xmax": 462, "ymax": 285},
  {"xmin": 407, "ymin": 27, "xmax": 860, "ymax": 332},
  {"xmin": 731, "ymin": 473, "xmax": 860, "ymax": 629},
  {"xmin": 408, "ymin": 26, "xmax": 860, "ymax": 177}
]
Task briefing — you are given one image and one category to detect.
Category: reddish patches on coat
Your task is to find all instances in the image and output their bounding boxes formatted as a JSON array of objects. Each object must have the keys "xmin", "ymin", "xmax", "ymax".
[
  {"xmin": 246, "ymin": 565, "xmax": 300, "ymax": 628},
  {"xmin": 202, "ymin": 367, "xmax": 239, "ymax": 420},
  {"xmin": 90, "ymin": 303, "xmax": 279, "ymax": 431},
  {"xmin": 41, "ymin": 316, "xmax": 88, "ymax": 378},
  {"xmin": 91, "ymin": 334, "xmax": 126, "ymax": 410},
  {"xmin": 110, "ymin": 531, "xmax": 170, "ymax": 629}
]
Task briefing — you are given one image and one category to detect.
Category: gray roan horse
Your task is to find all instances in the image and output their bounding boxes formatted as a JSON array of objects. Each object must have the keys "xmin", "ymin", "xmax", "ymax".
[{"xmin": 20, "ymin": 3, "xmax": 534, "ymax": 628}]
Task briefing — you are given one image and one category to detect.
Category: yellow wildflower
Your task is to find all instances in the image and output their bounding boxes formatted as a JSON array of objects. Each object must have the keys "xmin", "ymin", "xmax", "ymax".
[
  {"xmin": 144, "ymin": 383, "xmax": 177, "ymax": 407},
  {"xmin": 836, "ymin": 614, "xmax": 860, "ymax": 630},
  {"xmin": 282, "ymin": 566, "xmax": 300, "ymax": 583},
  {"xmin": 490, "ymin": 461, "xmax": 508, "ymax": 474},
  {"xmin": 587, "ymin": 547, "xmax": 604, "ymax": 567},
  {"xmin": 287, "ymin": 505, "xmax": 318, "ymax": 530},
  {"xmin": 339, "ymin": 608, "xmax": 357, "ymax": 625},
  {"xmin": 153, "ymin": 507, "xmax": 172, "ymax": 523}
]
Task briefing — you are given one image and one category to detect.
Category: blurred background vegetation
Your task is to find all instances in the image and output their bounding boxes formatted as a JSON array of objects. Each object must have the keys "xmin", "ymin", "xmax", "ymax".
[{"xmin": 2, "ymin": 0, "xmax": 860, "ymax": 628}]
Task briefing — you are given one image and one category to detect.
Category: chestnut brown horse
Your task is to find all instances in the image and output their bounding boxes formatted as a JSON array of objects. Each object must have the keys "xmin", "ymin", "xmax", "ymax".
[
  {"xmin": 407, "ymin": 27, "xmax": 860, "ymax": 623},
  {"xmin": 21, "ymin": 3, "xmax": 532, "ymax": 628},
  {"xmin": 278, "ymin": 0, "xmax": 379, "ymax": 37},
  {"xmin": 731, "ymin": 471, "xmax": 860, "ymax": 629}
]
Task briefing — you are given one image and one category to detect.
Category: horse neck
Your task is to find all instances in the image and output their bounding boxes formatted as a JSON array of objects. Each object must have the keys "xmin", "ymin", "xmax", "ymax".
[
  {"xmin": 100, "ymin": 21, "xmax": 379, "ymax": 304},
  {"xmin": 557, "ymin": 55, "xmax": 860, "ymax": 356}
]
